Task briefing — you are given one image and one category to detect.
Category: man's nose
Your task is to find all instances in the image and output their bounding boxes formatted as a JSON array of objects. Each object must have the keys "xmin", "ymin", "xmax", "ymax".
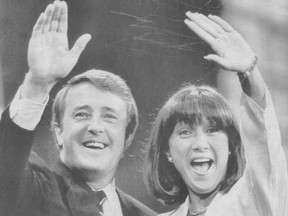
[
  {"xmin": 87, "ymin": 117, "xmax": 105, "ymax": 135},
  {"xmin": 191, "ymin": 132, "xmax": 209, "ymax": 152}
]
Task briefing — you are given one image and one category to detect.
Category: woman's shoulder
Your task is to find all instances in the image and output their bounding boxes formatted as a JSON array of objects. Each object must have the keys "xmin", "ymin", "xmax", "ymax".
[
  {"xmin": 158, "ymin": 210, "xmax": 177, "ymax": 216},
  {"xmin": 158, "ymin": 198, "xmax": 189, "ymax": 216},
  {"xmin": 158, "ymin": 212, "xmax": 172, "ymax": 216}
]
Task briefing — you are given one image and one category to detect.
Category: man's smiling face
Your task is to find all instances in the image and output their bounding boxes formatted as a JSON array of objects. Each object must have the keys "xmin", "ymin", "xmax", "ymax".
[{"xmin": 55, "ymin": 82, "xmax": 129, "ymax": 183}]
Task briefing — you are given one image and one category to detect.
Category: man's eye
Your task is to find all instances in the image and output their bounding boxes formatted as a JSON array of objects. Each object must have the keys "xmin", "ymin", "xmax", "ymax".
[
  {"xmin": 104, "ymin": 113, "xmax": 117, "ymax": 120},
  {"xmin": 74, "ymin": 112, "xmax": 89, "ymax": 118}
]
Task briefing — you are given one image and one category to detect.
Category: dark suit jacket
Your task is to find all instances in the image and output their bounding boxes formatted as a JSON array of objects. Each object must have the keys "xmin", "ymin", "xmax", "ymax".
[{"xmin": 0, "ymin": 107, "xmax": 156, "ymax": 216}]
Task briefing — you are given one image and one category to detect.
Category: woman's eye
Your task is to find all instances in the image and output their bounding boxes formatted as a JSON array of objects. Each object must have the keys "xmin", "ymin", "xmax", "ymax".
[
  {"xmin": 179, "ymin": 129, "xmax": 191, "ymax": 135},
  {"xmin": 207, "ymin": 127, "xmax": 219, "ymax": 133}
]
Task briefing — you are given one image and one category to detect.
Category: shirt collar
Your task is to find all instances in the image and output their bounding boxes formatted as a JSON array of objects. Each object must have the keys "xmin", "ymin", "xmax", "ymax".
[
  {"xmin": 87, "ymin": 179, "xmax": 117, "ymax": 202},
  {"xmin": 99, "ymin": 179, "xmax": 117, "ymax": 202}
]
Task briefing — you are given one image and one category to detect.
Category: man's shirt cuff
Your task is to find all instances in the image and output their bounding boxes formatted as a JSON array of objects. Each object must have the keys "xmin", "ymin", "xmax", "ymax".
[{"xmin": 9, "ymin": 86, "xmax": 49, "ymax": 131}]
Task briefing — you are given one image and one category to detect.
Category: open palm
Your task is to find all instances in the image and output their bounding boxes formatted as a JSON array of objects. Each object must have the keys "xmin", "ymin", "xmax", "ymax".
[
  {"xmin": 28, "ymin": 1, "xmax": 91, "ymax": 86},
  {"xmin": 185, "ymin": 13, "xmax": 255, "ymax": 73}
]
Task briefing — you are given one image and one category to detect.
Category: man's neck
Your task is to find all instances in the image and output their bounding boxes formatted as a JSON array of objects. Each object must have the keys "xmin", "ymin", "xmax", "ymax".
[{"xmin": 86, "ymin": 178, "xmax": 115, "ymax": 191}]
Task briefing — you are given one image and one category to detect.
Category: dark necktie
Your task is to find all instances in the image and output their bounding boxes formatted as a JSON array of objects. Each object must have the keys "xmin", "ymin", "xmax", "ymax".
[{"xmin": 96, "ymin": 190, "xmax": 106, "ymax": 216}]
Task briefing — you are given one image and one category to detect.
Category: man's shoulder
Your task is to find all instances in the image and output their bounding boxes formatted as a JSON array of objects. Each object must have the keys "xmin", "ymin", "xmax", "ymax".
[{"xmin": 117, "ymin": 188, "xmax": 157, "ymax": 216}]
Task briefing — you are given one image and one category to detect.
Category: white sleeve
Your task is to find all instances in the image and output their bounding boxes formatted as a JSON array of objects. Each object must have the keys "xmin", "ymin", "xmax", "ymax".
[
  {"xmin": 240, "ymin": 87, "xmax": 288, "ymax": 216},
  {"xmin": 9, "ymin": 86, "xmax": 49, "ymax": 131}
]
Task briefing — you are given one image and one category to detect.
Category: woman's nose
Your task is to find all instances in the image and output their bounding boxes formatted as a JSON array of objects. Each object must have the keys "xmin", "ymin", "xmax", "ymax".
[{"xmin": 191, "ymin": 133, "xmax": 209, "ymax": 152}]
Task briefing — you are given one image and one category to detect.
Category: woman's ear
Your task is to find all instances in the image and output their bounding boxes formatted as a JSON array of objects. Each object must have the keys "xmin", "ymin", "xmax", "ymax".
[{"xmin": 166, "ymin": 151, "xmax": 173, "ymax": 163}]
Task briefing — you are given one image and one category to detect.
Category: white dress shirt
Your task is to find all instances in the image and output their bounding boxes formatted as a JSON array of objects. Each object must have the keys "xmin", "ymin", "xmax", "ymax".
[
  {"xmin": 9, "ymin": 86, "xmax": 48, "ymax": 130},
  {"xmin": 88, "ymin": 180, "xmax": 123, "ymax": 216}
]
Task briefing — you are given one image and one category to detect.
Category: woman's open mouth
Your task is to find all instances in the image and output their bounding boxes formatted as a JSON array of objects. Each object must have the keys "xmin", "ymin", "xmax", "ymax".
[{"xmin": 190, "ymin": 158, "xmax": 213, "ymax": 173}]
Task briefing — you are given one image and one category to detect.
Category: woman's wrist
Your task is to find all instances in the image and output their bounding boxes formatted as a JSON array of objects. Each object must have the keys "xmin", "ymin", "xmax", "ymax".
[{"xmin": 235, "ymin": 55, "xmax": 258, "ymax": 81}]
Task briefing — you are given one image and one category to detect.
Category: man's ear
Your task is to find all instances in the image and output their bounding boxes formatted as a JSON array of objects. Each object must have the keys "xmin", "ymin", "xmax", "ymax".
[
  {"xmin": 165, "ymin": 151, "xmax": 173, "ymax": 163},
  {"xmin": 53, "ymin": 124, "xmax": 64, "ymax": 149},
  {"xmin": 124, "ymin": 133, "xmax": 134, "ymax": 150}
]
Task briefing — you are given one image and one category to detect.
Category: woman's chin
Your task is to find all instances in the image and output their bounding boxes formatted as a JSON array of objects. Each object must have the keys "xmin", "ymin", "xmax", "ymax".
[{"xmin": 188, "ymin": 183, "xmax": 221, "ymax": 198}]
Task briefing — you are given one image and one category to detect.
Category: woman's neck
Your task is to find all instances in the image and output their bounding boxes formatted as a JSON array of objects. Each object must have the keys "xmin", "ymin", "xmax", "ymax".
[{"xmin": 188, "ymin": 187, "xmax": 220, "ymax": 212}]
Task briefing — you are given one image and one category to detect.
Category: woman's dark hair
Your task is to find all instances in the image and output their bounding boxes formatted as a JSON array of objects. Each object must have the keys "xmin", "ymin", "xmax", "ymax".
[{"xmin": 145, "ymin": 84, "xmax": 245, "ymax": 205}]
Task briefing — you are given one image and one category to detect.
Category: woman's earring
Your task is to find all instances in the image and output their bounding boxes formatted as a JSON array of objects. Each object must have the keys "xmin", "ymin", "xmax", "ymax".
[
  {"xmin": 167, "ymin": 155, "xmax": 173, "ymax": 163},
  {"xmin": 229, "ymin": 151, "xmax": 231, "ymax": 155},
  {"xmin": 57, "ymin": 140, "xmax": 63, "ymax": 150}
]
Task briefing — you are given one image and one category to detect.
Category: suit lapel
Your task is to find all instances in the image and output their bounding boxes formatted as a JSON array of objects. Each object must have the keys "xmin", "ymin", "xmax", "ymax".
[
  {"xmin": 53, "ymin": 161, "xmax": 102, "ymax": 216},
  {"xmin": 117, "ymin": 189, "xmax": 134, "ymax": 216},
  {"xmin": 67, "ymin": 184, "xmax": 101, "ymax": 216}
]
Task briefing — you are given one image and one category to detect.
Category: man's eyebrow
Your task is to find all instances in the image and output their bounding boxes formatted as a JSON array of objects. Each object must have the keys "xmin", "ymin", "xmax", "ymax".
[
  {"xmin": 101, "ymin": 106, "xmax": 120, "ymax": 114},
  {"xmin": 72, "ymin": 105, "xmax": 91, "ymax": 111},
  {"xmin": 71, "ymin": 105, "xmax": 122, "ymax": 115}
]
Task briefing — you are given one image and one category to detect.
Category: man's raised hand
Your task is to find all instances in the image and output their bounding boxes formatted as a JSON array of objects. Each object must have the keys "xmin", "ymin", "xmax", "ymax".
[{"xmin": 27, "ymin": 1, "xmax": 91, "ymax": 89}]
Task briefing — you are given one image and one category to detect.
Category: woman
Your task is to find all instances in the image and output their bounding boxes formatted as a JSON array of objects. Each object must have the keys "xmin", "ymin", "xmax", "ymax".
[{"xmin": 145, "ymin": 12, "xmax": 288, "ymax": 216}]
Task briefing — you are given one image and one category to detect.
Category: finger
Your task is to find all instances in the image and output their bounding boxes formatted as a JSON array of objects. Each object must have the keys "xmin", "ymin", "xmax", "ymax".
[
  {"xmin": 70, "ymin": 34, "xmax": 92, "ymax": 60},
  {"xmin": 32, "ymin": 13, "xmax": 47, "ymax": 37},
  {"xmin": 57, "ymin": 1, "xmax": 68, "ymax": 33},
  {"xmin": 204, "ymin": 54, "xmax": 231, "ymax": 69},
  {"xmin": 197, "ymin": 13, "xmax": 225, "ymax": 35},
  {"xmin": 43, "ymin": 4, "xmax": 55, "ymax": 33},
  {"xmin": 50, "ymin": 1, "xmax": 62, "ymax": 32},
  {"xmin": 208, "ymin": 15, "xmax": 234, "ymax": 32},
  {"xmin": 186, "ymin": 12, "xmax": 221, "ymax": 38},
  {"xmin": 184, "ymin": 19, "xmax": 214, "ymax": 45}
]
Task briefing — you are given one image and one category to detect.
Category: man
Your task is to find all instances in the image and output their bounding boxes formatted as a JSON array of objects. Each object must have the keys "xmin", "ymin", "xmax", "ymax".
[{"xmin": 0, "ymin": 1, "xmax": 156, "ymax": 216}]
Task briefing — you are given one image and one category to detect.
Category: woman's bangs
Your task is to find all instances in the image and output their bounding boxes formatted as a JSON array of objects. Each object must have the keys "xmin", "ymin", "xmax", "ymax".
[
  {"xmin": 169, "ymin": 98, "xmax": 205, "ymax": 127},
  {"xmin": 197, "ymin": 95, "xmax": 232, "ymax": 130},
  {"xmin": 165, "ymin": 92, "xmax": 231, "ymax": 130}
]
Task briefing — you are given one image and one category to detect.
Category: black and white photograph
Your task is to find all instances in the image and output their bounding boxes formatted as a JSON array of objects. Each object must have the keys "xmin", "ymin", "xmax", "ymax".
[{"xmin": 0, "ymin": 0, "xmax": 287, "ymax": 215}]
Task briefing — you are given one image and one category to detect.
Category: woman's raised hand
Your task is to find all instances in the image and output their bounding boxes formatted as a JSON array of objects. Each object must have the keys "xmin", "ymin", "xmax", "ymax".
[{"xmin": 185, "ymin": 12, "xmax": 256, "ymax": 74}]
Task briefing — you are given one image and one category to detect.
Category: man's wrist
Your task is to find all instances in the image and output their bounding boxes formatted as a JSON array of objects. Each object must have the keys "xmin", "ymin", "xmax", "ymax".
[
  {"xmin": 21, "ymin": 72, "xmax": 55, "ymax": 103},
  {"xmin": 10, "ymin": 88, "xmax": 48, "ymax": 131}
]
